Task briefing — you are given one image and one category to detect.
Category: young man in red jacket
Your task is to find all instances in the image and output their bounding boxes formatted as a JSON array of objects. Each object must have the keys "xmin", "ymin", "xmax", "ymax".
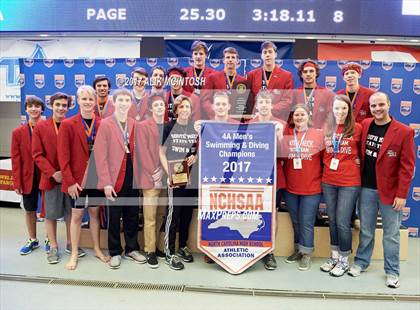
[
  {"xmin": 32, "ymin": 92, "xmax": 82, "ymax": 264},
  {"xmin": 129, "ymin": 67, "xmax": 150, "ymax": 122},
  {"xmin": 336, "ymin": 62, "xmax": 374, "ymax": 123},
  {"xmin": 292, "ymin": 60, "xmax": 334, "ymax": 129},
  {"xmin": 348, "ymin": 92, "xmax": 415, "ymax": 288},
  {"xmin": 58, "ymin": 85, "xmax": 109, "ymax": 270},
  {"xmin": 93, "ymin": 76, "xmax": 113, "ymax": 119},
  {"xmin": 95, "ymin": 88, "xmax": 145, "ymax": 269},
  {"xmin": 247, "ymin": 41, "xmax": 294, "ymax": 121},
  {"xmin": 11, "ymin": 95, "xmax": 44, "ymax": 255},
  {"xmin": 183, "ymin": 40, "xmax": 216, "ymax": 96}
]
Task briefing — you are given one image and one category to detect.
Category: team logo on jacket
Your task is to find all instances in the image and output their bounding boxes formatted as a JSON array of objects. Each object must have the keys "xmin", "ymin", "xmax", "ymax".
[
  {"xmin": 325, "ymin": 76, "xmax": 337, "ymax": 91},
  {"xmin": 275, "ymin": 59, "xmax": 283, "ymax": 67},
  {"xmin": 18, "ymin": 74, "xmax": 25, "ymax": 87},
  {"xmin": 369, "ymin": 77, "xmax": 381, "ymax": 91},
  {"xmin": 84, "ymin": 58, "xmax": 95, "ymax": 68},
  {"xmin": 386, "ymin": 150, "xmax": 397, "ymax": 157},
  {"xmin": 404, "ymin": 62, "xmax": 415, "ymax": 72},
  {"xmin": 401, "ymin": 207, "xmax": 410, "ymax": 221},
  {"xmin": 360, "ymin": 60, "xmax": 371, "ymax": 70},
  {"xmin": 250, "ymin": 59, "xmax": 262, "ymax": 68},
  {"xmin": 408, "ymin": 227, "xmax": 419, "ymax": 238},
  {"xmin": 316, "ymin": 60, "xmax": 327, "ymax": 69},
  {"xmin": 359, "ymin": 109, "xmax": 366, "ymax": 117},
  {"xmin": 412, "ymin": 187, "xmax": 420, "ymax": 201},
  {"xmin": 43, "ymin": 59, "xmax": 54, "ymax": 68},
  {"xmin": 125, "ymin": 58, "xmax": 136, "ymax": 67},
  {"xmin": 23, "ymin": 58, "xmax": 34, "ymax": 67},
  {"xmin": 382, "ymin": 61, "xmax": 393, "ymax": 71},
  {"xmin": 104, "ymin": 58, "xmax": 116, "ymax": 68},
  {"xmin": 167, "ymin": 58, "xmax": 178, "ymax": 67},
  {"xmin": 400, "ymin": 101, "xmax": 412, "ymax": 116},
  {"xmin": 210, "ymin": 59, "xmax": 221, "ymax": 69},
  {"xmin": 146, "ymin": 58, "xmax": 157, "ymax": 67},
  {"xmin": 391, "ymin": 78, "xmax": 403, "ymax": 94},
  {"xmin": 54, "ymin": 74, "xmax": 65, "ymax": 89},
  {"xmin": 409, "ymin": 123, "xmax": 420, "ymax": 138},
  {"xmin": 74, "ymin": 74, "xmax": 85, "ymax": 87},
  {"xmin": 34, "ymin": 74, "xmax": 45, "ymax": 88},
  {"xmin": 45, "ymin": 95, "xmax": 51, "ymax": 109},
  {"xmin": 64, "ymin": 59, "xmax": 74, "ymax": 68},
  {"xmin": 337, "ymin": 60, "xmax": 348, "ymax": 69},
  {"xmin": 413, "ymin": 79, "xmax": 420, "ymax": 95},
  {"xmin": 116, "ymin": 74, "xmax": 126, "ymax": 88}
]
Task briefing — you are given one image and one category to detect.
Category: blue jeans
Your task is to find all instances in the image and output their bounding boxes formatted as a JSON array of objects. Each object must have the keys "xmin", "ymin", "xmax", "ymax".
[
  {"xmin": 284, "ymin": 191, "xmax": 321, "ymax": 254},
  {"xmin": 354, "ymin": 187, "xmax": 402, "ymax": 276},
  {"xmin": 322, "ymin": 183, "xmax": 360, "ymax": 256}
]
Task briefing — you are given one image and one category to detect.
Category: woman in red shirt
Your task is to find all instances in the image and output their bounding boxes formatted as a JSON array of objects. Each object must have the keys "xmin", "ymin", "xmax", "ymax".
[
  {"xmin": 282, "ymin": 104, "xmax": 324, "ymax": 271},
  {"xmin": 320, "ymin": 95, "xmax": 362, "ymax": 277}
]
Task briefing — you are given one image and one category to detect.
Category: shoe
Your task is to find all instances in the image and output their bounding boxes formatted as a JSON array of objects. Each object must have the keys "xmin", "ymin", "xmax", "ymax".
[
  {"xmin": 44, "ymin": 238, "xmax": 51, "ymax": 254},
  {"xmin": 156, "ymin": 249, "xmax": 166, "ymax": 259},
  {"xmin": 47, "ymin": 247, "xmax": 60, "ymax": 264},
  {"xmin": 320, "ymin": 257, "xmax": 338, "ymax": 272},
  {"xmin": 284, "ymin": 251, "xmax": 302, "ymax": 264},
  {"xmin": 298, "ymin": 254, "xmax": 311, "ymax": 271},
  {"xmin": 165, "ymin": 255, "xmax": 184, "ymax": 270},
  {"xmin": 348, "ymin": 264, "xmax": 363, "ymax": 277},
  {"xmin": 204, "ymin": 255, "xmax": 215, "ymax": 264},
  {"xmin": 385, "ymin": 274, "xmax": 400, "ymax": 288},
  {"xmin": 263, "ymin": 253, "xmax": 277, "ymax": 270},
  {"xmin": 125, "ymin": 250, "xmax": 147, "ymax": 264},
  {"xmin": 178, "ymin": 246, "xmax": 194, "ymax": 263},
  {"xmin": 329, "ymin": 259, "xmax": 349, "ymax": 277},
  {"xmin": 65, "ymin": 245, "xmax": 86, "ymax": 258},
  {"xmin": 146, "ymin": 252, "xmax": 159, "ymax": 269},
  {"xmin": 19, "ymin": 239, "xmax": 40, "ymax": 255},
  {"xmin": 108, "ymin": 255, "xmax": 122, "ymax": 269}
]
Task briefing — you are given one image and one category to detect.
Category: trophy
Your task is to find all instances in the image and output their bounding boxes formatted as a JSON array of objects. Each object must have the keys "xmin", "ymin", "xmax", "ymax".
[
  {"xmin": 167, "ymin": 159, "xmax": 189, "ymax": 187},
  {"xmin": 229, "ymin": 80, "xmax": 253, "ymax": 120}
]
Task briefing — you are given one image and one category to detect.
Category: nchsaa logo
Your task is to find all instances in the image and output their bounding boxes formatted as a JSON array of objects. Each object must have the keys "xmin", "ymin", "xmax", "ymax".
[
  {"xmin": 369, "ymin": 77, "xmax": 381, "ymax": 91},
  {"xmin": 325, "ymin": 76, "xmax": 337, "ymax": 91},
  {"xmin": 391, "ymin": 78, "xmax": 403, "ymax": 94},
  {"xmin": 54, "ymin": 75, "xmax": 65, "ymax": 89},
  {"xmin": 400, "ymin": 101, "xmax": 412, "ymax": 116},
  {"xmin": 34, "ymin": 74, "xmax": 45, "ymax": 89}
]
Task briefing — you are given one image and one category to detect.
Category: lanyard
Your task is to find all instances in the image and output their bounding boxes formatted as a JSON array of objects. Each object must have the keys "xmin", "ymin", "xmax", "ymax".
[
  {"xmin": 224, "ymin": 70, "xmax": 236, "ymax": 90},
  {"xmin": 261, "ymin": 69, "xmax": 273, "ymax": 90},
  {"xmin": 304, "ymin": 88, "xmax": 315, "ymax": 110},
  {"xmin": 293, "ymin": 128, "xmax": 308, "ymax": 158},
  {"xmin": 346, "ymin": 87, "xmax": 359, "ymax": 111},
  {"xmin": 27, "ymin": 122, "xmax": 33, "ymax": 139},
  {"xmin": 97, "ymin": 97, "xmax": 110, "ymax": 117},
  {"xmin": 113, "ymin": 114, "xmax": 129, "ymax": 146},
  {"xmin": 52, "ymin": 118, "xmax": 59, "ymax": 135},
  {"xmin": 332, "ymin": 132, "xmax": 344, "ymax": 158},
  {"xmin": 81, "ymin": 115, "xmax": 96, "ymax": 144},
  {"xmin": 194, "ymin": 66, "xmax": 205, "ymax": 90},
  {"xmin": 132, "ymin": 91, "xmax": 145, "ymax": 114}
]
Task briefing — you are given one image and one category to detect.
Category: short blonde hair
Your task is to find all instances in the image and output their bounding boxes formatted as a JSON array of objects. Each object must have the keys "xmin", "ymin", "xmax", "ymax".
[
  {"xmin": 173, "ymin": 95, "xmax": 192, "ymax": 117},
  {"xmin": 77, "ymin": 85, "xmax": 96, "ymax": 100}
]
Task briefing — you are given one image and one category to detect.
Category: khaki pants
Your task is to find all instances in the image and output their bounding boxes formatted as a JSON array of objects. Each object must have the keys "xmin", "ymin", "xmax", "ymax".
[{"xmin": 143, "ymin": 188, "xmax": 167, "ymax": 253}]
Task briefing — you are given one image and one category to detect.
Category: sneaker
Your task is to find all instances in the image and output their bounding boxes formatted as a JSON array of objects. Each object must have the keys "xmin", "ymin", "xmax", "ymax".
[
  {"xmin": 125, "ymin": 250, "xmax": 147, "ymax": 264},
  {"xmin": 165, "ymin": 255, "xmax": 184, "ymax": 270},
  {"xmin": 348, "ymin": 264, "xmax": 363, "ymax": 277},
  {"xmin": 44, "ymin": 239, "xmax": 51, "ymax": 254},
  {"xmin": 284, "ymin": 251, "xmax": 302, "ymax": 264},
  {"xmin": 204, "ymin": 255, "xmax": 215, "ymax": 264},
  {"xmin": 19, "ymin": 239, "xmax": 40, "ymax": 255},
  {"xmin": 178, "ymin": 246, "xmax": 194, "ymax": 263},
  {"xmin": 108, "ymin": 255, "xmax": 122, "ymax": 269},
  {"xmin": 146, "ymin": 252, "xmax": 159, "ymax": 269},
  {"xmin": 298, "ymin": 254, "xmax": 311, "ymax": 271},
  {"xmin": 263, "ymin": 253, "xmax": 277, "ymax": 270},
  {"xmin": 385, "ymin": 274, "xmax": 400, "ymax": 288},
  {"xmin": 47, "ymin": 247, "xmax": 60, "ymax": 264},
  {"xmin": 320, "ymin": 257, "xmax": 338, "ymax": 272},
  {"xmin": 329, "ymin": 259, "xmax": 349, "ymax": 277},
  {"xmin": 65, "ymin": 245, "xmax": 86, "ymax": 258},
  {"xmin": 156, "ymin": 249, "xmax": 166, "ymax": 259}
]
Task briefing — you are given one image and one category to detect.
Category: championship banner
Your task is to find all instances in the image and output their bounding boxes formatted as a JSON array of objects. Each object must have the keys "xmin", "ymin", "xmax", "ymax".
[{"xmin": 198, "ymin": 122, "xmax": 276, "ymax": 274}]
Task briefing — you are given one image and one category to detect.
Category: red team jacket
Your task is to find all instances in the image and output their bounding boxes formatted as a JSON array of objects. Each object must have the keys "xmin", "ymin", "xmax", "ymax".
[
  {"xmin": 292, "ymin": 86, "xmax": 334, "ymax": 129},
  {"xmin": 202, "ymin": 70, "xmax": 248, "ymax": 119},
  {"xmin": 11, "ymin": 124, "xmax": 37, "ymax": 194},
  {"xmin": 94, "ymin": 116, "xmax": 136, "ymax": 193},
  {"xmin": 360, "ymin": 118, "xmax": 415, "ymax": 205},
  {"xmin": 57, "ymin": 114, "xmax": 101, "ymax": 193},
  {"xmin": 129, "ymin": 92, "xmax": 150, "ymax": 122},
  {"xmin": 94, "ymin": 97, "xmax": 114, "ymax": 119},
  {"xmin": 32, "ymin": 118, "xmax": 62, "ymax": 191},
  {"xmin": 135, "ymin": 118, "xmax": 162, "ymax": 189},
  {"xmin": 183, "ymin": 66, "xmax": 217, "ymax": 94},
  {"xmin": 246, "ymin": 65, "xmax": 294, "ymax": 120},
  {"xmin": 336, "ymin": 86, "xmax": 374, "ymax": 123}
]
